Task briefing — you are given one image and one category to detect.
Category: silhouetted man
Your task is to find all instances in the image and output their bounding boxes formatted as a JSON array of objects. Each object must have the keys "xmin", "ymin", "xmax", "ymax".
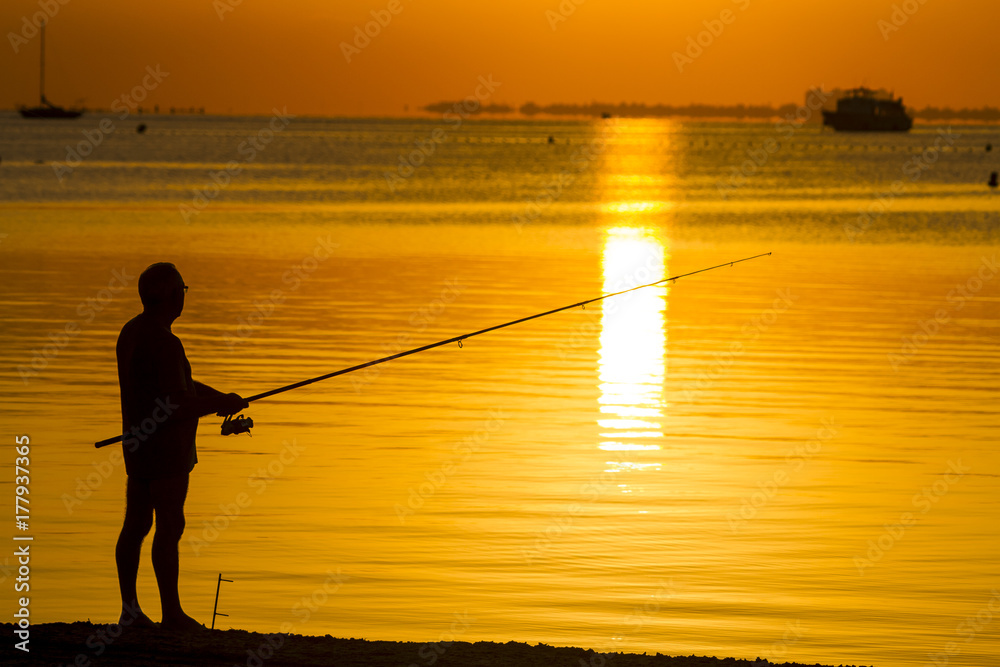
[{"xmin": 116, "ymin": 262, "xmax": 248, "ymax": 631}]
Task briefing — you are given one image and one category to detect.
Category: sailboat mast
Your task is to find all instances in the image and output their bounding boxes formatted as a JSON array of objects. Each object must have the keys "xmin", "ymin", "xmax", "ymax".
[
  {"xmin": 39, "ymin": 21, "xmax": 46, "ymax": 105},
  {"xmin": 18, "ymin": 20, "xmax": 81, "ymax": 119}
]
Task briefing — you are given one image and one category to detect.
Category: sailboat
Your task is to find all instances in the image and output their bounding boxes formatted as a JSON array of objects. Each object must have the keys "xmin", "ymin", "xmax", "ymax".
[{"xmin": 19, "ymin": 21, "xmax": 83, "ymax": 119}]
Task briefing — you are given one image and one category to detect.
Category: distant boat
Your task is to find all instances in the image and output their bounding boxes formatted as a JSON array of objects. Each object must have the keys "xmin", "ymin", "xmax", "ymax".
[
  {"xmin": 822, "ymin": 87, "xmax": 911, "ymax": 132},
  {"xmin": 18, "ymin": 21, "xmax": 82, "ymax": 119}
]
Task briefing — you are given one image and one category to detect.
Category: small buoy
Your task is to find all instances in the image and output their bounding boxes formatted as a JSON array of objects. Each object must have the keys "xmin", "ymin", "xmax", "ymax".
[
  {"xmin": 136, "ymin": 123, "xmax": 147, "ymax": 134},
  {"xmin": 987, "ymin": 143, "xmax": 993, "ymax": 152},
  {"xmin": 548, "ymin": 135, "xmax": 554, "ymax": 144},
  {"xmin": 989, "ymin": 172, "xmax": 998, "ymax": 188}
]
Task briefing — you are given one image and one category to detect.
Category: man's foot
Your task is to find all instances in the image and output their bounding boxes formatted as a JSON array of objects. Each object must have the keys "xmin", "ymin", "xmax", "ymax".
[
  {"xmin": 161, "ymin": 611, "xmax": 205, "ymax": 633},
  {"xmin": 118, "ymin": 606, "xmax": 157, "ymax": 630}
]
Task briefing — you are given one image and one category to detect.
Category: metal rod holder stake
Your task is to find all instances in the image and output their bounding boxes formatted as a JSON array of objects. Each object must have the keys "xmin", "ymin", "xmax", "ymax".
[{"xmin": 211, "ymin": 573, "xmax": 234, "ymax": 630}]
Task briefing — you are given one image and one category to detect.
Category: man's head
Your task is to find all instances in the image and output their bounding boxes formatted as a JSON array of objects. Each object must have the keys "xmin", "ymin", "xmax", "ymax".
[{"xmin": 138, "ymin": 262, "xmax": 186, "ymax": 321}]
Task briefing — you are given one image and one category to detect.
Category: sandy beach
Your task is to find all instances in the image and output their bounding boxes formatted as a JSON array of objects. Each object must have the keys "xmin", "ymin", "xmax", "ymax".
[{"xmin": 3, "ymin": 622, "xmax": 872, "ymax": 667}]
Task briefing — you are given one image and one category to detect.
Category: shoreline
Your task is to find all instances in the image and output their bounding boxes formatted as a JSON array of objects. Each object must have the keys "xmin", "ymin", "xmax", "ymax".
[{"xmin": 3, "ymin": 622, "xmax": 871, "ymax": 667}]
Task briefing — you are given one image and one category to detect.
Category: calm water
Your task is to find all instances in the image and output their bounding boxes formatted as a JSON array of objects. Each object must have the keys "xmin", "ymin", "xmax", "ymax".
[{"xmin": 1, "ymin": 113, "xmax": 998, "ymax": 667}]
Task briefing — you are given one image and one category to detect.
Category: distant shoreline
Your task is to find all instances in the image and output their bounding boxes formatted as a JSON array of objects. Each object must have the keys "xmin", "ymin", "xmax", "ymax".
[
  {"xmin": 2, "ymin": 622, "xmax": 866, "ymax": 667},
  {"xmin": 421, "ymin": 101, "xmax": 1000, "ymax": 123},
  {"xmin": 5, "ymin": 105, "xmax": 999, "ymax": 123}
]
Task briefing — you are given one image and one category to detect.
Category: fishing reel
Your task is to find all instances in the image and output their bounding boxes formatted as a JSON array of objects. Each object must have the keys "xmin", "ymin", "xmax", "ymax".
[{"xmin": 221, "ymin": 413, "xmax": 254, "ymax": 437}]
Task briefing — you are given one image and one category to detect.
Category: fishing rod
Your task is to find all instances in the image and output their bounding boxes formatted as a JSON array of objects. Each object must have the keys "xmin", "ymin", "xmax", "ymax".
[{"xmin": 95, "ymin": 252, "xmax": 770, "ymax": 448}]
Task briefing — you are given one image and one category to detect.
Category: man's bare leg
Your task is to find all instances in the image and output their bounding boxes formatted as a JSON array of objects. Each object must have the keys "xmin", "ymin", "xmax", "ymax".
[
  {"xmin": 115, "ymin": 476, "xmax": 157, "ymax": 628},
  {"xmin": 151, "ymin": 473, "xmax": 202, "ymax": 631}
]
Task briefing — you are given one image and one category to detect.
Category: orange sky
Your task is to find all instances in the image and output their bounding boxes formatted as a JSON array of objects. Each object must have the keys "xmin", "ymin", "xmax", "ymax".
[{"xmin": 2, "ymin": 0, "xmax": 997, "ymax": 116}]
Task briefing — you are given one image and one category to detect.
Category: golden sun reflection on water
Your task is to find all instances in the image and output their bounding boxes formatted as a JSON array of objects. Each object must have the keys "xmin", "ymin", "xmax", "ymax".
[
  {"xmin": 598, "ymin": 227, "xmax": 668, "ymax": 486},
  {"xmin": 602, "ymin": 201, "xmax": 674, "ymax": 214}
]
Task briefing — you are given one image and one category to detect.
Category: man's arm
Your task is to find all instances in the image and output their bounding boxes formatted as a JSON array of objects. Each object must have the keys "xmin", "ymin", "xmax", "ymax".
[
  {"xmin": 152, "ymin": 339, "xmax": 247, "ymax": 421},
  {"xmin": 195, "ymin": 381, "xmax": 249, "ymax": 417},
  {"xmin": 171, "ymin": 384, "xmax": 248, "ymax": 421},
  {"xmin": 194, "ymin": 381, "xmax": 226, "ymax": 401}
]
